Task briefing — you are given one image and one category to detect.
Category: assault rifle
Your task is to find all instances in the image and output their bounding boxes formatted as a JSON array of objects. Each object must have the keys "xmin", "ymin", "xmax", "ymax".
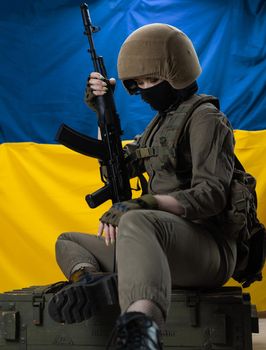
[{"xmin": 56, "ymin": 3, "xmax": 132, "ymax": 208}]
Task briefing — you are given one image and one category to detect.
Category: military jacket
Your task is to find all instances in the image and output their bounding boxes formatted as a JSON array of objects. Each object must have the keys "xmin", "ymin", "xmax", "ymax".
[{"xmin": 124, "ymin": 94, "xmax": 235, "ymax": 222}]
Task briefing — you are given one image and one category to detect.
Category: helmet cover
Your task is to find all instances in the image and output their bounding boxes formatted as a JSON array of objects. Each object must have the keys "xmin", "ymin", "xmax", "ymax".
[{"xmin": 117, "ymin": 23, "xmax": 202, "ymax": 93}]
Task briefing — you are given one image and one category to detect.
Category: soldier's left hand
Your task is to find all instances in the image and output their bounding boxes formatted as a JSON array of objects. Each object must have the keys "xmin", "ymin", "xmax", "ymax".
[
  {"xmin": 97, "ymin": 221, "xmax": 117, "ymax": 246},
  {"xmin": 97, "ymin": 194, "xmax": 158, "ymax": 246}
]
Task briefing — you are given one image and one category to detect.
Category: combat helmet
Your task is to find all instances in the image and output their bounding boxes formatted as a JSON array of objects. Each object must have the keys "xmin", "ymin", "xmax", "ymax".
[{"xmin": 117, "ymin": 23, "xmax": 202, "ymax": 94}]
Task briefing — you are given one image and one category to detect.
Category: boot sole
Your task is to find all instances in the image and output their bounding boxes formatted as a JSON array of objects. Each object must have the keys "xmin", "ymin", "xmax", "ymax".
[{"xmin": 48, "ymin": 274, "xmax": 118, "ymax": 324}]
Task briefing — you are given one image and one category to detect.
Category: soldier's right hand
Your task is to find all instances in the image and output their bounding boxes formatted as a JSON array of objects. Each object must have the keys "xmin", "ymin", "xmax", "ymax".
[
  {"xmin": 89, "ymin": 72, "xmax": 116, "ymax": 96},
  {"xmin": 84, "ymin": 72, "xmax": 116, "ymax": 108}
]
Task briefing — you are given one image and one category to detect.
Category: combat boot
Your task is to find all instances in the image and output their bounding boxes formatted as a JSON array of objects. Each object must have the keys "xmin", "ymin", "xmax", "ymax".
[
  {"xmin": 106, "ymin": 312, "xmax": 163, "ymax": 349},
  {"xmin": 48, "ymin": 270, "xmax": 118, "ymax": 324}
]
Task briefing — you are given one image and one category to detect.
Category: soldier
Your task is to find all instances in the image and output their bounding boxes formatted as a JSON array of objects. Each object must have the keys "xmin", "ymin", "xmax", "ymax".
[{"xmin": 49, "ymin": 24, "xmax": 237, "ymax": 349}]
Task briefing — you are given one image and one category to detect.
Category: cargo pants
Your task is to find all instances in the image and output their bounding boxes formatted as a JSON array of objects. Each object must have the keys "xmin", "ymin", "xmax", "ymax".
[{"xmin": 55, "ymin": 209, "xmax": 237, "ymax": 318}]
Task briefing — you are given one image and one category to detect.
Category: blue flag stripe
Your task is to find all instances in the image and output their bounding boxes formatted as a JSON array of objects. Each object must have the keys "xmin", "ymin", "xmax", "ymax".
[{"xmin": 0, "ymin": 0, "xmax": 265, "ymax": 143}]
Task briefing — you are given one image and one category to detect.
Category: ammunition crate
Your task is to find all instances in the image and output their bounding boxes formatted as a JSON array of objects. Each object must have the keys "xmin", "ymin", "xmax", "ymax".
[{"xmin": 0, "ymin": 284, "xmax": 258, "ymax": 349}]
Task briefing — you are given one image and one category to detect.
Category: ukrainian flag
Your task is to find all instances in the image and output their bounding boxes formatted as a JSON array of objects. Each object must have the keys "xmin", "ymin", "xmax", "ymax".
[{"xmin": 0, "ymin": 1, "xmax": 265, "ymax": 311}]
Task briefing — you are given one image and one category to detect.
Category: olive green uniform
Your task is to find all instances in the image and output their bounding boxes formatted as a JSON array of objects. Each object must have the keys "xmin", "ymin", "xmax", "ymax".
[{"xmin": 56, "ymin": 95, "xmax": 237, "ymax": 317}]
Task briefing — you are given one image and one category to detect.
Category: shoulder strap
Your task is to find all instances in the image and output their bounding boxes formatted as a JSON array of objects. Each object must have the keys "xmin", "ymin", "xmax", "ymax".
[
  {"xmin": 172, "ymin": 94, "xmax": 220, "ymax": 148},
  {"xmin": 139, "ymin": 114, "xmax": 161, "ymax": 148}
]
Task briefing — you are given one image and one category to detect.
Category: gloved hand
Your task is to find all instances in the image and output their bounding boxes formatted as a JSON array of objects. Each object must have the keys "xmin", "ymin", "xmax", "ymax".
[
  {"xmin": 100, "ymin": 194, "xmax": 158, "ymax": 227},
  {"xmin": 84, "ymin": 72, "xmax": 116, "ymax": 110}
]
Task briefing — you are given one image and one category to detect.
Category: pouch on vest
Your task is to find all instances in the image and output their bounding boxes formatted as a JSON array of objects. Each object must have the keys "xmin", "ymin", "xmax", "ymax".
[{"xmin": 220, "ymin": 166, "xmax": 258, "ymax": 241}]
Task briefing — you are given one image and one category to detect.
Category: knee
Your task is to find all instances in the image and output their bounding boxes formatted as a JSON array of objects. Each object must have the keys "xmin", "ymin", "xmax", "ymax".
[
  {"xmin": 57, "ymin": 232, "xmax": 72, "ymax": 241},
  {"xmin": 55, "ymin": 232, "xmax": 75, "ymax": 259},
  {"xmin": 56, "ymin": 232, "xmax": 81, "ymax": 248},
  {"xmin": 119, "ymin": 210, "xmax": 145, "ymax": 233},
  {"xmin": 117, "ymin": 210, "xmax": 155, "ymax": 242}
]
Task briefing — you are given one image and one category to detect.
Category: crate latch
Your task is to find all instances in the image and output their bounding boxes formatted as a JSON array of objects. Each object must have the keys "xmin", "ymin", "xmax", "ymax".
[
  {"xmin": 186, "ymin": 293, "xmax": 199, "ymax": 327},
  {"xmin": 32, "ymin": 295, "xmax": 44, "ymax": 325}
]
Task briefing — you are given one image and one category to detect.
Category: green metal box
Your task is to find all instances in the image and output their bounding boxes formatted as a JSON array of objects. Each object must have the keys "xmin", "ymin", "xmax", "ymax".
[{"xmin": 0, "ymin": 285, "xmax": 258, "ymax": 349}]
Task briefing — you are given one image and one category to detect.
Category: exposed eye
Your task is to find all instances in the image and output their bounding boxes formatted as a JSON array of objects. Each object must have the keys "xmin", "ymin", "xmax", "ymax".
[{"xmin": 134, "ymin": 77, "xmax": 162, "ymax": 89}]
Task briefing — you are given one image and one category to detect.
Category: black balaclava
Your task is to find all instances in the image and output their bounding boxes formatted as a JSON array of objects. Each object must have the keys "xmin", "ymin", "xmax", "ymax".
[{"xmin": 139, "ymin": 80, "xmax": 198, "ymax": 112}]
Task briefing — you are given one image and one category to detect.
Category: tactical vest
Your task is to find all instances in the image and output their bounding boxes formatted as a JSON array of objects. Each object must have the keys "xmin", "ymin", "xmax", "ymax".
[
  {"xmin": 133, "ymin": 94, "xmax": 220, "ymax": 194},
  {"xmin": 132, "ymin": 94, "xmax": 266, "ymax": 288}
]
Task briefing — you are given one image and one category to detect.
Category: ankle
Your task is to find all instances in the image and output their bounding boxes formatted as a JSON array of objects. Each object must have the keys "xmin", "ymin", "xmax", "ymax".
[
  {"xmin": 127, "ymin": 299, "xmax": 165, "ymax": 330},
  {"xmin": 70, "ymin": 264, "xmax": 99, "ymax": 282}
]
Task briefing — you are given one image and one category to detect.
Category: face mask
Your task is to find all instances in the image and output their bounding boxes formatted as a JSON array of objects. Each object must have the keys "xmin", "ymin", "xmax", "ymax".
[
  {"xmin": 139, "ymin": 80, "xmax": 180, "ymax": 112},
  {"xmin": 139, "ymin": 80, "xmax": 198, "ymax": 112}
]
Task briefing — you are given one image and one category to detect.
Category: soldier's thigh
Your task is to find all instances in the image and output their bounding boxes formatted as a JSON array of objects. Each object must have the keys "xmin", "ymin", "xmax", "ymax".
[
  {"xmin": 154, "ymin": 212, "xmax": 233, "ymax": 287},
  {"xmin": 121, "ymin": 210, "xmax": 233, "ymax": 288}
]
